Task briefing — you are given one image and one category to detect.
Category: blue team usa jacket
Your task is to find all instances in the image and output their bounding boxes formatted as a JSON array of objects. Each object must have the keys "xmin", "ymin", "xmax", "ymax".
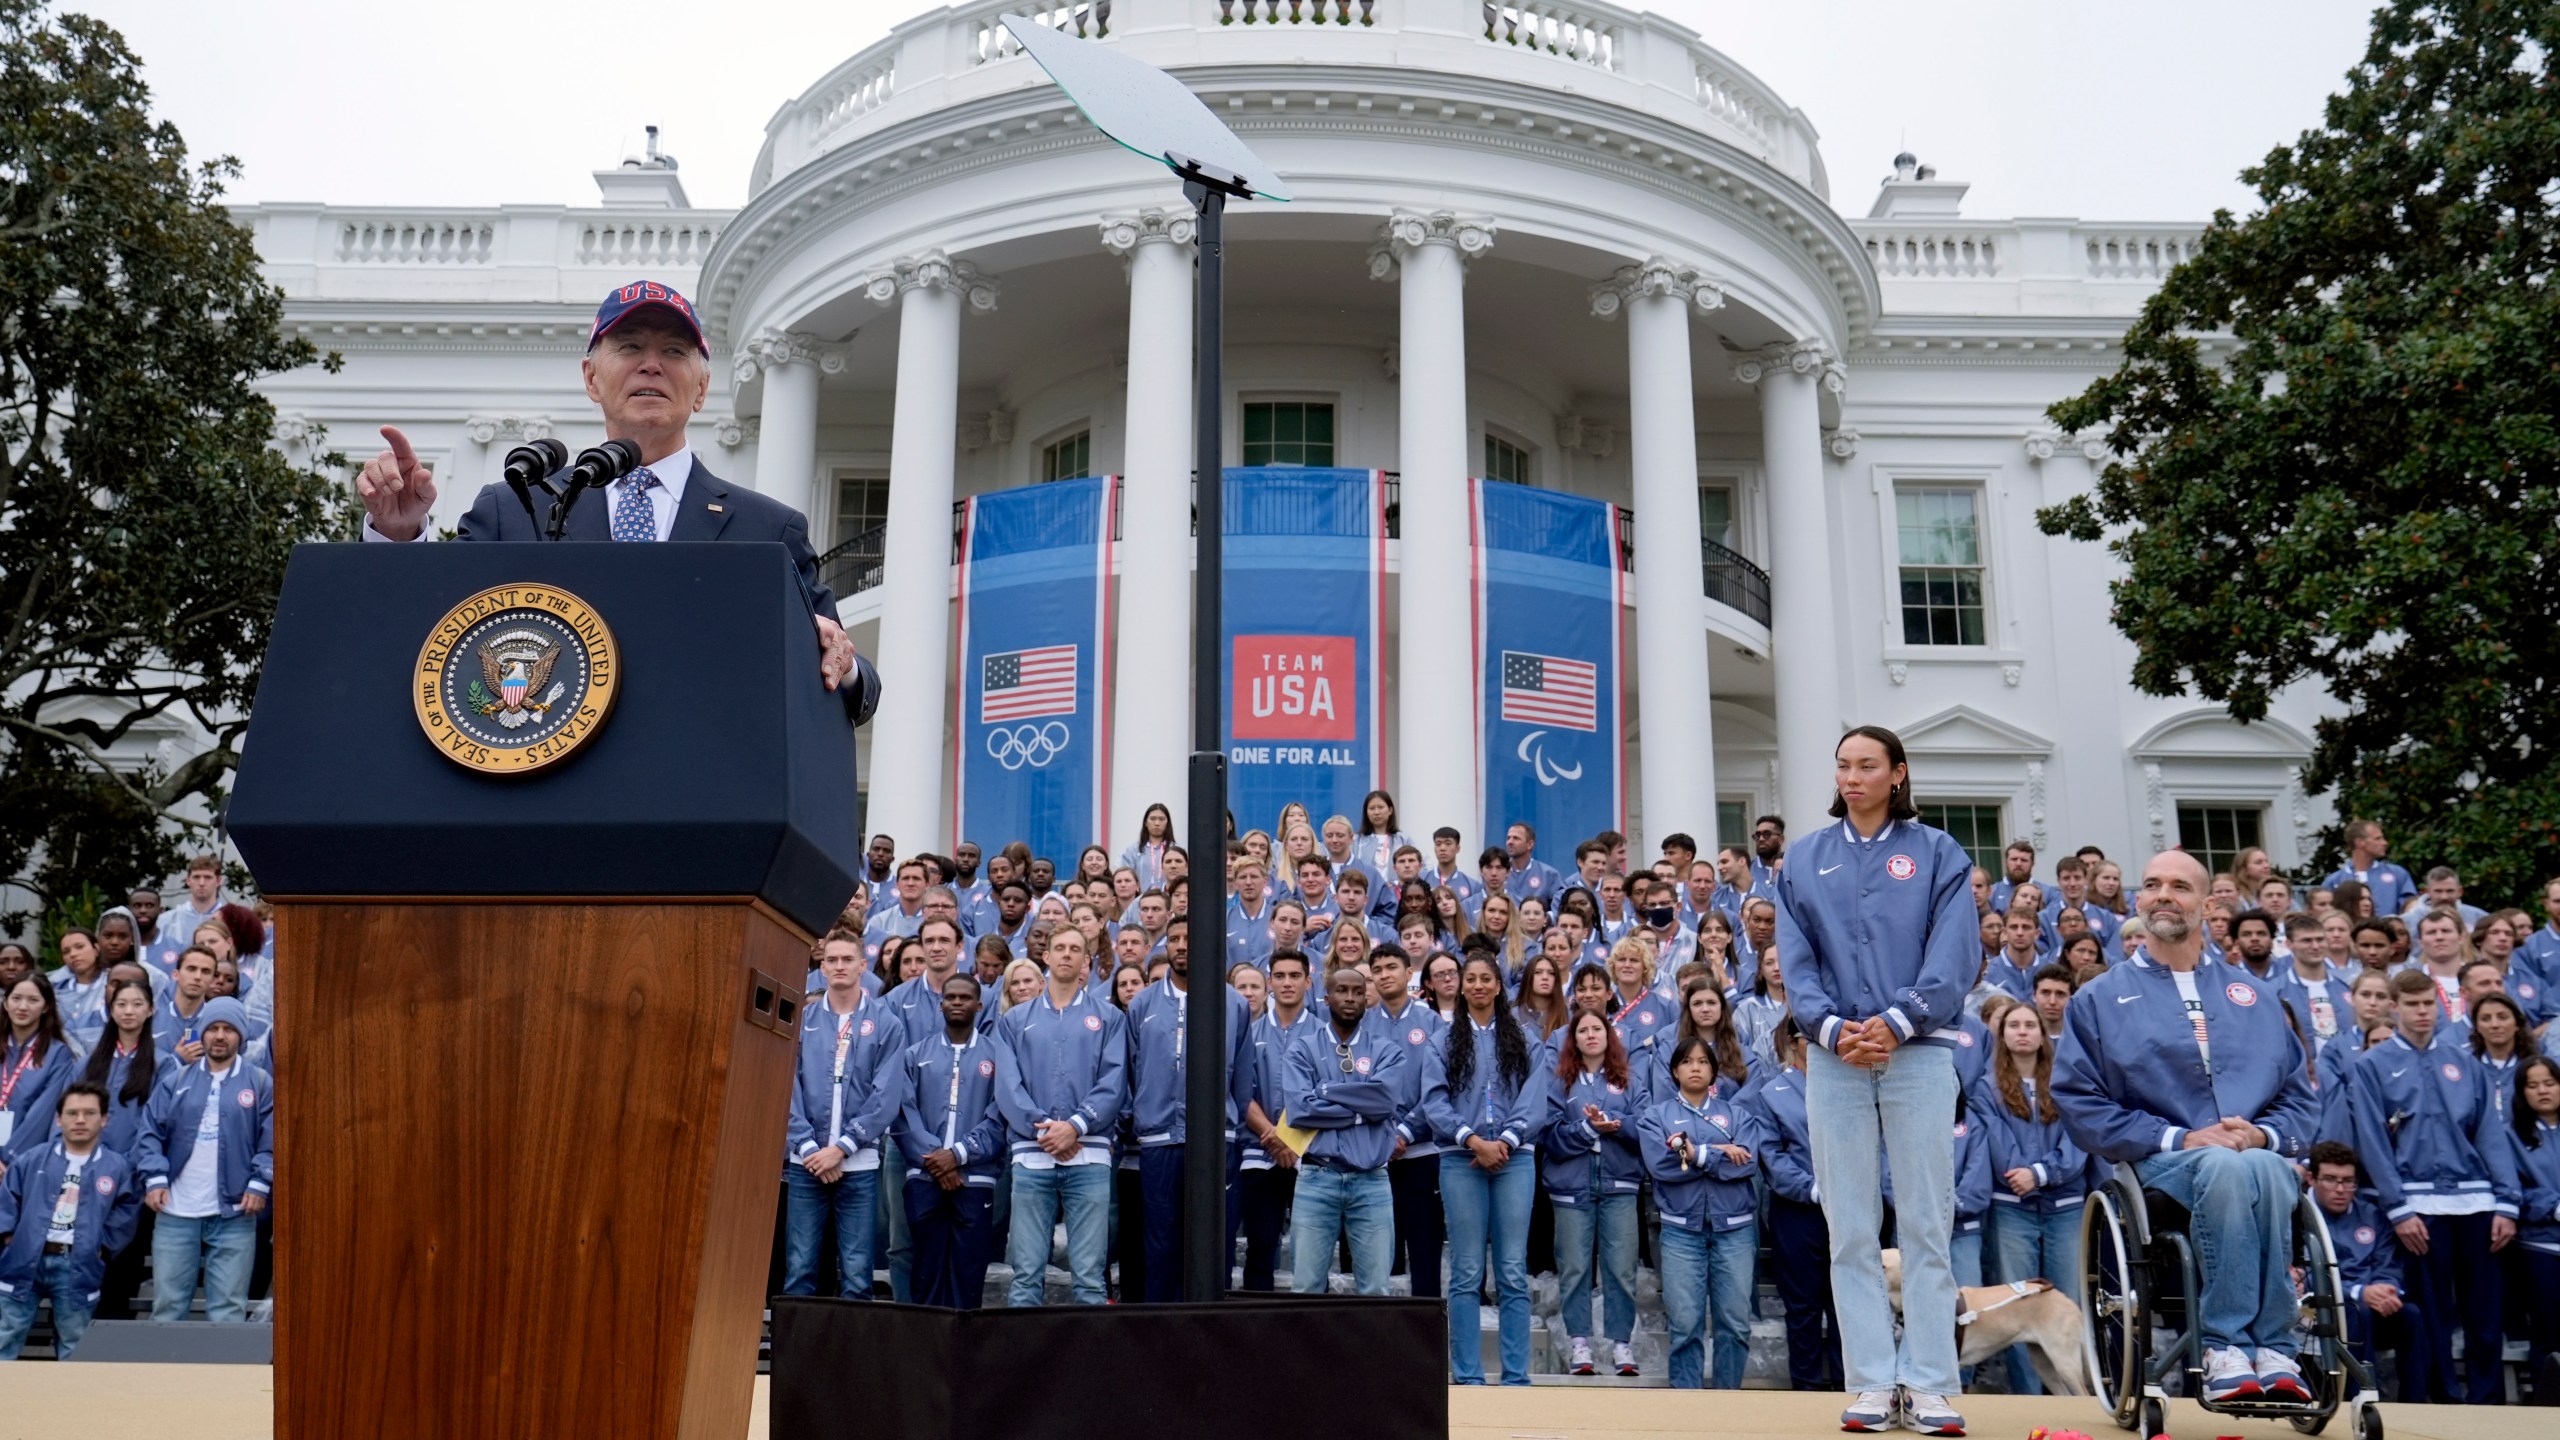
[
  {"xmin": 1742, "ymin": 1065, "xmax": 1821, "ymax": 1205},
  {"xmin": 1283, "ymin": 1016, "xmax": 1407, "ymax": 1171},
  {"xmin": 1967, "ymin": 1076, "xmax": 2090, "ymax": 1217},
  {"xmin": 0, "ymin": 1036, "xmax": 78, "ymax": 1167},
  {"xmin": 1419, "ymin": 1016, "xmax": 1555, "ymax": 1152},
  {"xmin": 1124, "ymin": 978, "xmax": 1255, "ymax": 1148},
  {"xmin": 2515, "ymin": 1117, "xmax": 2560, "ymax": 1255},
  {"xmin": 786, "ymin": 998, "xmax": 905, "ymax": 1167},
  {"xmin": 0, "ymin": 1141, "xmax": 141, "ymax": 1302},
  {"xmin": 135, "ymin": 1061, "xmax": 276, "ymax": 1214},
  {"xmin": 1772, "ymin": 819, "xmax": 1980, "ymax": 1052},
  {"xmin": 1638, "ymin": 1085, "xmax": 1761, "ymax": 1233},
  {"xmin": 994, "ymin": 986, "xmax": 1128, "ymax": 1164},
  {"xmin": 2051, "ymin": 956, "xmax": 2318, "ymax": 1164},
  {"xmin": 2320, "ymin": 1188, "xmax": 2403, "ymax": 1304},
  {"xmin": 2345, "ymin": 1033, "xmax": 2520, "ymax": 1223},
  {"xmin": 895, "ymin": 1030, "xmax": 1008, "ymax": 1187},
  {"xmin": 1542, "ymin": 1063, "xmax": 1652, "ymax": 1205}
]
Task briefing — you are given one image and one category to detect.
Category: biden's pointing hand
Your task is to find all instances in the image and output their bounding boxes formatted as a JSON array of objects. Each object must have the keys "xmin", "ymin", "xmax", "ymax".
[{"xmin": 357, "ymin": 425, "xmax": 440, "ymax": 541}]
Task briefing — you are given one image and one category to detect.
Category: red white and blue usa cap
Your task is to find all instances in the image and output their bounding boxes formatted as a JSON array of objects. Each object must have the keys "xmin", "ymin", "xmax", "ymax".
[{"xmin": 589, "ymin": 280, "xmax": 708, "ymax": 355}]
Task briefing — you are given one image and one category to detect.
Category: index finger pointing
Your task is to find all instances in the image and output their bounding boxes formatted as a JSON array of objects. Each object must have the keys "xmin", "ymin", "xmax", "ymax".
[{"xmin": 381, "ymin": 426, "xmax": 420, "ymax": 468}]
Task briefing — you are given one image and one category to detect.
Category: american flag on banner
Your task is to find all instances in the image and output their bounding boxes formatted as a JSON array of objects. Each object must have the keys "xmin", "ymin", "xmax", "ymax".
[
  {"xmin": 981, "ymin": 644, "xmax": 1077, "ymax": 722},
  {"xmin": 1500, "ymin": 650, "xmax": 1597, "ymax": 732}
]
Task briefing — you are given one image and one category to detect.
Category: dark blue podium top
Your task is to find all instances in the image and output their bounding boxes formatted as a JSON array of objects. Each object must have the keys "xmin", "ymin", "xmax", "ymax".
[{"xmin": 228, "ymin": 542, "xmax": 864, "ymax": 935}]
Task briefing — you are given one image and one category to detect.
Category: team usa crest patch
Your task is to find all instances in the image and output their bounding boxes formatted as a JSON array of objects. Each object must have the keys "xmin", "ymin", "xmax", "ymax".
[
  {"xmin": 2225, "ymin": 983, "xmax": 2256, "ymax": 1007},
  {"xmin": 95, "ymin": 1174, "xmax": 116, "ymax": 1195},
  {"xmin": 1084, "ymin": 1014, "xmax": 1103, "ymax": 1032},
  {"xmin": 2441, "ymin": 1062, "xmax": 2462, "ymax": 1083},
  {"xmin": 978, "ymin": 1060, "xmax": 996, "ymax": 1079},
  {"xmin": 415, "ymin": 583, "xmax": 620, "ymax": 775},
  {"xmin": 1886, "ymin": 854, "xmax": 1917, "ymax": 880}
]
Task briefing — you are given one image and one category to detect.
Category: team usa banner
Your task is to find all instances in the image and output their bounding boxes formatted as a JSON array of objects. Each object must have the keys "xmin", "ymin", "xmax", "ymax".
[
  {"xmin": 1220, "ymin": 467, "xmax": 1387, "ymax": 831},
  {"xmin": 1472, "ymin": 479, "xmax": 1625, "ymax": 847},
  {"xmin": 954, "ymin": 475, "xmax": 1116, "ymax": 866}
]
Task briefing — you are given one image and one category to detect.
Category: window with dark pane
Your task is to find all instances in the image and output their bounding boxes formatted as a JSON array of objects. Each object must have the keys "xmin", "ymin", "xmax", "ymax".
[
  {"xmin": 2176, "ymin": 805, "xmax": 2265, "ymax": 877},
  {"xmin": 1917, "ymin": 801, "xmax": 2005, "ymax": 874},
  {"xmin": 1716, "ymin": 800, "xmax": 1749, "ymax": 850},
  {"xmin": 833, "ymin": 475, "xmax": 889, "ymax": 549},
  {"xmin": 1484, "ymin": 434, "xmax": 1530, "ymax": 485},
  {"xmin": 1241, "ymin": 401, "xmax": 1335, "ymax": 467},
  {"xmin": 1040, "ymin": 430, "xmax": 1091, "ymax": 483},
  {"xmin": 1895, "ymin": 486, "xmax": 1987, "ymax": 646}
]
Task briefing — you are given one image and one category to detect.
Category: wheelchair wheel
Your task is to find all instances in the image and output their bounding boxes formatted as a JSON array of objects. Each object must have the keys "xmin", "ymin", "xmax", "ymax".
[
  {"xmin": 2284, "ymin": 1187, "xmax": 2351, "ymax": 1433},
  {"xmin": 2354, "ymin": 1402, "xmax": 2385, "ymax": 1440},
  {"xmin": 2139, "ymin": 1397, "xmax": 2168, "ymax": 1439},
  {"xmin": 2082, "ymin": 1183, "xmax": 2145, "ymax": 1431}
]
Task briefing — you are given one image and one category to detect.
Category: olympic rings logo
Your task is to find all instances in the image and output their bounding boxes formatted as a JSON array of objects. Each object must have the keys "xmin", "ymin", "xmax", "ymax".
[{"xmin": 986, "ymin": 721, "xmax": 1070, "ymax": 770}]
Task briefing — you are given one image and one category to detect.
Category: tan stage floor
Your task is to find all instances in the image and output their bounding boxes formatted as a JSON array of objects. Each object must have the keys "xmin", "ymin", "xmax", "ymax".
[{"xmin": 0, "ymin": 1367, "xmax": 2543, "ymax": 1440}]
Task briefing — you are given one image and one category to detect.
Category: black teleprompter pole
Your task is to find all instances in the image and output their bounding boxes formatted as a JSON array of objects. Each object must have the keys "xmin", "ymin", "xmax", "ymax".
[{"xmin": 1178, "ymin": 168, "xmax": 1239, "ymax": 1304}]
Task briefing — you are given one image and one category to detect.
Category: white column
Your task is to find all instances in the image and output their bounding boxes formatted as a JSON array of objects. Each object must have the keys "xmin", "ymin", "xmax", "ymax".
[
  {"xmin": 860, "ymin": 252, "xmax": 1000, "ymax": 853},
  {"xmin": 736, "ymin": 329, "xmax": 832, "ymax": 515},
  {"xmin": 1594, "ymin": 258, "xmax": 1722, "ymax": 855},
  {"xmin": 1374, "ymin": 210, "xmax": 1495, "ymax": 855},
  {"xmin": 2027, "ymin": 430, "xmax": 2116, "ymax": 854},
  {"xmin": 1100, "ymin": 211, "xmax": 1196, "ymax": 844},
  {"xmin": 1742, "ymin": 340, "xmax": 1847, "ymax": 830}
]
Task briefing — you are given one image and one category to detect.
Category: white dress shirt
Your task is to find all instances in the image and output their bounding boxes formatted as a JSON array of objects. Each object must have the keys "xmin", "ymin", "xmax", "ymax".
[{"xmin": 364, "ymin": 447, "xmax": 694, "ymax": 542}]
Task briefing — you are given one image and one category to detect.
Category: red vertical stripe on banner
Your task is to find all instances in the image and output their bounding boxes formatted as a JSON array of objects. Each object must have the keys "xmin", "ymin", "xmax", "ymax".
[
  {"xmin": 1610, "ymin": 503, "xmax": 1628, "ymax": 836},
  {"xmin": 1096, "ymin": 475, "xmax": 1117, "ymax": 849},
  {"xmin": 950, "ymin": 496, "xmax": 974, "ymax": 849},
  {"xmin": 1467, "ymin": 476, "xmax": 1485, "ymax": 845},
  {"xmin": 1372, "ymin": 469, "xmax": 1387, "ymax": 789}
]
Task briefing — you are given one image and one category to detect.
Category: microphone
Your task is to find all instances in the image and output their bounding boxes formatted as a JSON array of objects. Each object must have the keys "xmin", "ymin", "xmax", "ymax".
[
  {"xmin": 502, "ymin": 438, "xmax": 568, "ymax": 486},
  {"xmin": 545, "ymin": 438, "xmax": 645, "ymax": 541},
  {"xmin": 569, "ymin": 438, "xmax": 644, "ymax": 490},
  {"xmin": 501, "ymin": 438, "xmax": 568, "ymax": 531}
]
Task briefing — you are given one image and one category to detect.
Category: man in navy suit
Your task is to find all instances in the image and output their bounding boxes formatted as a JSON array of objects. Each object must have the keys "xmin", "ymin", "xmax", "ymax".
[{"xmin": 354, "ymin": 280, "xmax": 880, "ymax": 721}]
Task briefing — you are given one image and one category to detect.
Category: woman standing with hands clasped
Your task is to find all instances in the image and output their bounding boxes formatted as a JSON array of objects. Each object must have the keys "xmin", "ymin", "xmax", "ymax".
[
  {"xmin": 1772, "ymin": 725, "xmax": 1979, "ymax": 1436},
  {"xmin": 1422, "ymin": 953, "xmax": 1551, "ymax": 1385}
]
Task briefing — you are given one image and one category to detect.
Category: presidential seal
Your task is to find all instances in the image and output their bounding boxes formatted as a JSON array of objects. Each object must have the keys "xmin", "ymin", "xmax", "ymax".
[{"xmin": 413, "ymin": 584, "xmax": 620, "ymax": 774}]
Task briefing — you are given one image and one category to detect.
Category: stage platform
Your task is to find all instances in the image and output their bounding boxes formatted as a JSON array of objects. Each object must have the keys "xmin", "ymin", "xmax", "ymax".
[{"xmin": 0, "ymin": 1367, "xmax": 2544, "ymax": 1440}]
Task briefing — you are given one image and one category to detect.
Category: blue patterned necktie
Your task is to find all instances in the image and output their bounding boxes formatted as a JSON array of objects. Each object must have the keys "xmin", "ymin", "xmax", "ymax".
[{"xmin": 610, "ymin": 467, "xmax": 660, "ymax": 542}]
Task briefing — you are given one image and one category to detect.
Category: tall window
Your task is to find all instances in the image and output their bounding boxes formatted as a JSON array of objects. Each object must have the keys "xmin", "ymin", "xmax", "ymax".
[
  {"xmin": 1241, "ymin": 401, "xmax": 1334, "ymax": 467},
  {"xmin": 1698, "ymin": 484, "xmax": 1736, "ymax": 551},
  {"xmin": 1484, "ymin": 434, "xmax": 1531, "ymax": 485},
  {"xmin": 1040, "ymin": 430, "xmax": 1091, "ymax": 483},
  {"xmin": 2178, "ymin": 805, "xmax": 2265, "ymax": 877},
  {"xmin": 1918, "ymin": 801, "xmax": 2005, "ymax": 874},
  {"xmin": 833, "ymin": 474, "xmax": 889, "ymax": 548},
  {"xmin": 1716, "ymin": 800, "xmax": 1749, "ymax": 851},
  {"xmin": 1895, "ymin": 486, "xmax": 1987, "ymax": 646}
]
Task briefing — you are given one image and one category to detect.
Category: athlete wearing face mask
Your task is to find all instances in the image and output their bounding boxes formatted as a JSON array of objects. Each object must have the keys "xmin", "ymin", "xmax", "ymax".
[{"xmin": 1634, "ymin": 877, "xmax": 1698, "ymax": 987}]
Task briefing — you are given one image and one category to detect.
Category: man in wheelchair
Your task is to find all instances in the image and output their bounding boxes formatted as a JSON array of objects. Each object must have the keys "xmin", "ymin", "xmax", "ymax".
[{"xmin": 2053, "ymin": 852, "xmax": 2321, "ymax": 1405}]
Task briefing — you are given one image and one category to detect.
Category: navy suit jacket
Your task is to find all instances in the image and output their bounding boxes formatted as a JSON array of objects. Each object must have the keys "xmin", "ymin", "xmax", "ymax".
[{"xmin": 453, "ymin": 460, "xmax": 881, "ymax": 725}]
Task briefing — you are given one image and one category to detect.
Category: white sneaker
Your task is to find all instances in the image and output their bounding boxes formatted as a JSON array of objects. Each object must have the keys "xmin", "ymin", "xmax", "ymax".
[
  {"xmin": 2203, "ymin": 1345, "xmax": 2261, "ymax": 1402},
  {"xmin": 1567, "ymin": 1335, "xmax": 1595, "ymax": 1375},
  {"xmin": 2254, "ymin": 1348, "xmax": 2311, "ymax": 1402},
  {"xmin": 1612, "ymin": 1340, "xmax": 1638, "ymax": 1376},
  {"xmin": 1840, "ymin": 1390, "xmax": 1897, "ymax": 1432},
  {"xmin": 1901, "ymin": 1390, "xmax": 1964, "ymax": 1436}
]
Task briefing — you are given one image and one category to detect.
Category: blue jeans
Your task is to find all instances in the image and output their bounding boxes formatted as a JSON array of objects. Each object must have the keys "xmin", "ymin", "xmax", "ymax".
[
  {"xmin": 2134, "ymin": 1146, "xmax": 2298, "ymax": 1352},
  {"xmin": 1806, "ymin": 1042, "xmax": 1960, "ymax": 1395},
  {"xmin": 782, "ymin": 1162, "xmax": 878, "ymax": 1299},
  {"xmin": 1440, "ymin": 1150, "xmax": 1536, "ymax": 1384},
  {"xmin": 878, "ymin": 1137, "xmax": 912, "ymax": 1302},
  {"xmin": 151, "ymin": 1212, "xmax": 256, "ymax": 1322},
  {"xmin": 0, "ymin": 1252, "xmax": 98, "ymax": 1358},
  {"xmin": 1551, "ymin": 1189, "xmax": 1638, "ymax": 1344},
  {"xmin": 1660, "ymin": 1220, "xmax": 1759, "ymax": 1388},
  {"xmin": 1291, "ymin": 1162, "xmax": 1395, "ymax": 1295},
  {"xmin": 1005, "ymin": 1162, "xmax": 1111, "ymax": 1306},
  {"xmin": 1990, "ymin": 1203, "xmax": 2083, "ymax": 1394}
]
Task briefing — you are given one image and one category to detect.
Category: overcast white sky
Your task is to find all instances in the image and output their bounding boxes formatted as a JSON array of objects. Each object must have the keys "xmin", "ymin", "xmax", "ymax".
[{"xmin": 85, "ymin": 0, "xmax": 2377, "ymax": 222}]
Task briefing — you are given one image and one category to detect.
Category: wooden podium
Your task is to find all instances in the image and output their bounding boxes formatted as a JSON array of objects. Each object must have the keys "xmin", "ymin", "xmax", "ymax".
[{"xmin": 229, "ymin": 544, "xmax": 865, "ymax": 1440}]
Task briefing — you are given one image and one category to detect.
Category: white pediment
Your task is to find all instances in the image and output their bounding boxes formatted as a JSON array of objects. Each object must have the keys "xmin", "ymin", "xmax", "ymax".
[
  {"xmin": 1896, "ymin": 705, "xmax": 2053, "ymax": 757},
  {"xmin": 2129, "ymin": 707, "xmax": 2312, "ymax": 761}
]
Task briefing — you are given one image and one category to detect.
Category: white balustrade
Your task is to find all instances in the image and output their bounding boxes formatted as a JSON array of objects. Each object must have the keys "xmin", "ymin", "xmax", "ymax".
[
  {"xmin": 2081, "ymin": 230, "xmax": 2203, "ymax": 282},
  {"xmin": 336, "ymin": 218, "xmax": 495, "ymax": 266},
  {"xmin": 809, "ymin": 56, "xmax": 896, "ymax": 150},
  {"xmin": 1482, "ymin": 2, "xmax": 1621, "ymax": 71},
  {"xmin": 1863, "ymin": 229, "xmax": 2006, "ymax": 280},
  {"xmin": 1219, "ymin": 0, "xmax": 1375, "ymax": 23},
  {"xmin": 970, "ymin": 1, "xmax": 1112, "ymax": 65},
  {"xmin": 1692, "ymin": 62, "xmax": 1772, "ymax": 147},
  {"xmin": 575, "ymin": 220, "xmax": 725, "ymax": 267}
]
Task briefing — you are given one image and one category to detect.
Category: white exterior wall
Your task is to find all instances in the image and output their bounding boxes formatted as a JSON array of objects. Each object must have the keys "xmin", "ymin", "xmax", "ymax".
[{"xmin": 227, "ymin": 0, "xmax": 2337, "ymax": 868}]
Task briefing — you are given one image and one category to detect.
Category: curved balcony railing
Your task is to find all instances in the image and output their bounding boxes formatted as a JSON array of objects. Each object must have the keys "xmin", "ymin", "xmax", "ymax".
[{"xmin": 820, "ymin": 475, "xmax": 1773, "ymax": 631}]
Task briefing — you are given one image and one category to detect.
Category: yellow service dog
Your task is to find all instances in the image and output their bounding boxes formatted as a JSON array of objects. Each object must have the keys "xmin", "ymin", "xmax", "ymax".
[{"xmin": 1881, "ymin": 1247, "xmax": 2089, "ymax": 1395}]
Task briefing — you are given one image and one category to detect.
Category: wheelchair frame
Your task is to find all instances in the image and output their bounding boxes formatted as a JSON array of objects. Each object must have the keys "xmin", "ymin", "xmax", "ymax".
[{"xmin": 2079, "ymin": 1162, "xmax": 2383, "ymax": 1440}]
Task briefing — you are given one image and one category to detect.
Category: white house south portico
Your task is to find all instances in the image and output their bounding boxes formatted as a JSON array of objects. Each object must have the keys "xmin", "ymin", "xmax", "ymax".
[{"xmin": 238, "ymin": 0, "xmax": 2340, "ymax": 875}]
